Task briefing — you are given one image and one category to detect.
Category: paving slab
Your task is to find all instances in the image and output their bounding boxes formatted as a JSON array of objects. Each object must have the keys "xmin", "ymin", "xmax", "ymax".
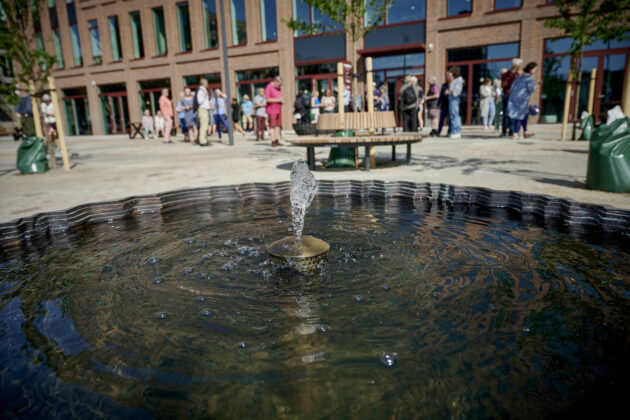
[{"xmin": 0, "ymin": 124, "xmax": 628, "ymax": 223}]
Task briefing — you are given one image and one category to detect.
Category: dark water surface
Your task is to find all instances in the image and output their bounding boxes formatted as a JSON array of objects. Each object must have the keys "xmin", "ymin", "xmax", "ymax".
[{"xmin": 1, "ymin": 198, "xmax": 629, "ymax": 418}]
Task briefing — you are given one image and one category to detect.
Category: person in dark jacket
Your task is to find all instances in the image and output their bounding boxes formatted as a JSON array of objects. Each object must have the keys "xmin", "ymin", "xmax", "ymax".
[
  {"xmin": 15, "ymin": 94, "xmax": 35, "ymax": 137},
  {"xmin": 294, "ymin": 92, "xmax": 309, "ymax": 123},
  {"xmin": 436, "ymin": 81, "xmax": 450, "ymax": 136}
]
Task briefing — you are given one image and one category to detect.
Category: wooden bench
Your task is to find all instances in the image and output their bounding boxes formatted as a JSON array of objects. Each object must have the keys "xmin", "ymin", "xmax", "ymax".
[
  {"xmin": 316, "ymin": 111, "xmax": 397, "ymax": 131},
  {"xmin": 288, "ymin": 134, "xmax": 422, "ymax": 171}
]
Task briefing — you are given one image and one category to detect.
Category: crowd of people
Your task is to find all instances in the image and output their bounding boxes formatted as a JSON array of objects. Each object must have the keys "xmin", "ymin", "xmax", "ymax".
[{"xmin": 140, "ymin": 75, "xmax": 286, "ymax": 147}]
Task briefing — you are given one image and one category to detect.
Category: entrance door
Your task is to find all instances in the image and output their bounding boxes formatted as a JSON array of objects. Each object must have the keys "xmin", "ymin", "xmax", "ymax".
[
  {"xmin": 99, "ymin": 92, "xmax": 129, "ymax": 134},
  {"xmin": 596, "ymin": 53, "xmax": 627, "ymax": 121}
]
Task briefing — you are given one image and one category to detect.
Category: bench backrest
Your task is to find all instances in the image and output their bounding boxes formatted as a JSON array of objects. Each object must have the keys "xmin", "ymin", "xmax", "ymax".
[{"xmin": 316, "ymin": 111, "xmax": 396, "ymax": 131}]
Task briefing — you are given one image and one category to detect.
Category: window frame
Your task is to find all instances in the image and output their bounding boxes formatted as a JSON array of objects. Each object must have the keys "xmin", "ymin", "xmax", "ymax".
[
  {"xmin": 108, "ymin": 15, "xmax": 123, "ymax": 62},
  {"xmin": 230, "ymin": 0, "xmax": 247, "ymax": 46},
  {"xmin": 259, "ymin": 0, "xmax": 278, "ymax": 43},
  {"xmin": 176, "ymin": 2, "xmax": 193, "ymax": 52},
  {"xmin": 446, "ymin": 0, "xmax": 473, "ymax": 18},
  {"xmin": 88, "ymin": 19, "xmax": 102, "ymax": 64},
  {"xmin": 202, "ymin": 0, "xmax": 219, "ymax": 49},
  {"xmin": 493, "ymin": 0, "xmax": 522, "ymax": 12},
  {"xmin": 152, "ymin": 6, "xmax": 168, "ymax": 56},
  {"xmin": 129, "ymin": 11, "xmax": 145, "ymax": 59}
]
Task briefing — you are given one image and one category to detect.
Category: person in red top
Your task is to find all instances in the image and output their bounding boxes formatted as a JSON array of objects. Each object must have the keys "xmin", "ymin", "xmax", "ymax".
[
  {"xmin": 265, "ymin": 76, "xmax": 284, "ymax": 147},
  {"xmin": 159, "ymin": 88, "xmax": 174, "ymax": 144},
  {"xmin": 500, "ymin": 58, "xmax": 522, "ymax": 137}
]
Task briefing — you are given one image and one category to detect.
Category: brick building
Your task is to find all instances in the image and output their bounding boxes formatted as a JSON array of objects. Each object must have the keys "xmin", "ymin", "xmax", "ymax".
[{"xmin": 26, "ymin": 0, "xmax": 629, "ymax": 136}]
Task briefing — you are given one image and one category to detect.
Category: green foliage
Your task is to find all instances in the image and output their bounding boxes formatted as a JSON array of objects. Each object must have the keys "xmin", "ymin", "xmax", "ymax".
[
  {"xmin": 544, "ymin": 0, "xmax": 630, "ymax": 73},
  {"xmin": 0, "ymin": 0, "xmax": 56, "ymax": 105},
  {"xmin": 281, "ymin": 0, "xmax": 394, "ymax": 42}
]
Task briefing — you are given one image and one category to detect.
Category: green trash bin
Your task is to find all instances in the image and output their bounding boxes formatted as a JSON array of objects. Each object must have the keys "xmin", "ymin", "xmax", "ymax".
[
  {"xmin": 585, "ymin": 117, "xmax": 630, "ymax": 192},
  {"xmin": 326, "ymin": 130, "xmax": 356, "ymax": 168},
  {"xmin": 16, "ymin": 136, "xmax": 49, "ymax": 174},
  {"xmin": 579, "ymin": 113, "xmax": 594, "ymax": 141}
]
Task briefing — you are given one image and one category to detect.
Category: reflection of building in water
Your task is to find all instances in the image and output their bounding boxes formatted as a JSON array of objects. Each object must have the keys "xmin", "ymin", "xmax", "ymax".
[{"xmin": 20, "ymin": 1, "xmax": 628, "ymax": 136}]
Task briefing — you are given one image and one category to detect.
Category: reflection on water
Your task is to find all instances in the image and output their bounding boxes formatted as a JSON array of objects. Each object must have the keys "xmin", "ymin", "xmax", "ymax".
[{"xmin": 1, "ymin": 198, "xmax": 629, "ymax": 418}]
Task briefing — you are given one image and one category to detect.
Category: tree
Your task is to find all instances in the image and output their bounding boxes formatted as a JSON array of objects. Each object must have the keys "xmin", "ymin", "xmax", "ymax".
[
  {"xmin": 0, "ymin": 0, "xmax": 56, "ymax": 105},
  {"xmin": 282, "ymin": 0, "xmax": 395, "ymax": 112},
  {"xmin": 544, "ymin": 0, "xmax": 630, "ymax": 139}
]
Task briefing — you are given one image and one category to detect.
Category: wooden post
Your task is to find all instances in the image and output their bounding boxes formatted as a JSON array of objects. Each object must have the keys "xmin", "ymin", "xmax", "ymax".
[
  {"xmin": 587, "ymin": 68, "xmax": 597, "ymax": 115},
  {"xmin": 28, "ymin": 81, "xmax": 43, "ymax": 138},
  {"xmin": 365, "ymin": 57, "xmax": 375, "ymax": 167},
  {"xmin": 48, "ymin": 77, "xmax": 71, "ymax": 170},
  {"xmin": 622, "ymin": 53, "xmax": 630, "ymax": 117},
  {"xmin": 337, "ymin": 62, "xmax": 344, "ymax": 122},
  {"xmin": 561, "ymin": 77, "xmax": 572, "ymax": 141}
]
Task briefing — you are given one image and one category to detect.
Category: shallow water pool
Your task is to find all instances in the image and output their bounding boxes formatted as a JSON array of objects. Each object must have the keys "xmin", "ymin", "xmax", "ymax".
[{"xmin": 1, "ymin": 197, "xmax": 629, "ymax": 418}]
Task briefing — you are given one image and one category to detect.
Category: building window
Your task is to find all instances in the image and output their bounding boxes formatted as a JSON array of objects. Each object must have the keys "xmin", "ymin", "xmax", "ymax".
[
  {"xmin": 231, "ymin": 0, "xmax": 247, "ymax": 45},
  {"xmin": 0, "ymin": 55, "xmax": 15, "ymax": 78},
  {"xmin": 66, "ymin": 0, "xmax": 82, "ymax": 66},
  {"xmin": 138, "ymin": 78, "xmax": 171, "ymax": 116},
  {"xmin": 48, "ymin": 2, "xmax": 64, "ymax": 68},
  {"xmin": 202, "ymin": 0, "xmax": 218, "ymax": 48},
  {"xmin": 448, "ymin": 0, "xmax": 472, "ymax": 16},
  {"xmin": 495, "ymin": 0, "xmax": 521, "ymax": 9},
  {"xmin": 292, "ymin": 0, "xmax": 343, "ymax": 36},
  {"xmin": 88, "ymin": 20, "xmax": 102, "ymax": 64},
  {"xmin": 62, "ymin": 87, "xmax": 92, "ymax": 135},
  {"xmin": 176, "ymin": 2, "xmax": 192, "ymax": 52},
  {"xmin": 236, "ymin": 67, "xmax": 279, "ymax": 103},
  {"xmin": 183, "ymin": 73, "xmax": 222, "ymax": 89},
  {"xmin": 108, "ymin": 16, "xmax": 123, "ymax": 61},
  {"xmin": 130, "ymin": 11, "xmax": 144, "ymax": 58},
  {"xmin": 260, "ymin": 0, "xmax": 277, "ymax": 42},
  {"xmin": 367, "ymin": 0, "xmax": 426, "ymax": 25},
  {"xmin": 152, "ymin": 7, "xmax": 167, "ymax": 55}
]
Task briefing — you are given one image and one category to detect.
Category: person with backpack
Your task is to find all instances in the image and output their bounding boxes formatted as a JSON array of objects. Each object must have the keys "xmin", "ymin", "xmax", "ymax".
[
  {"xmin": 196, "ymin": 78, "xmax": 212, "ymax": 147},
  {"xmin": 398, "ymin": 75, "xmax": 420, "ymax": 132}
]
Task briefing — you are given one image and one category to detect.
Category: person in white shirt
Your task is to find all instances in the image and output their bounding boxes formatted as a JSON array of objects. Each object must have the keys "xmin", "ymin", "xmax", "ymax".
[
  {"xmin": 40, "ymin": 94, "xmax": 60, "ymax": 149},
  {"xmin": 197, "ymin": 77, "xmax": 213, "ymax": 146}
]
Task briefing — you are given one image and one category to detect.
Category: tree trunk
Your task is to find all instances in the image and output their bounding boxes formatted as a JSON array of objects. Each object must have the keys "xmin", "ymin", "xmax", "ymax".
[{"xmin": 571, "ymin": 49, "xmax": 584, "ymax": 140}]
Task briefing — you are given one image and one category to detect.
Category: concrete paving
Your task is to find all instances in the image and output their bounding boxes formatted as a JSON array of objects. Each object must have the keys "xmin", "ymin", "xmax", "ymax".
[{"xmin": 1, "ymin": 124, "xmax": 628, "ymax": 223}]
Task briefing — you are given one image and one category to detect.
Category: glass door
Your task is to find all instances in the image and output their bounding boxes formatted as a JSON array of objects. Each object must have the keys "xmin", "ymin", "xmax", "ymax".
[
  {"xmin": 99, "ymin": 93, "xmax": 128, "ymax": 134},
  {"xmin": 597, "ymin": 53, "xmax": 626, "ymax": 121}
]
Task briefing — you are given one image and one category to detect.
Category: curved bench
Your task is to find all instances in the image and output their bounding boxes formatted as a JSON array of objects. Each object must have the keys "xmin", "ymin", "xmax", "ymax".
[{"xmin": 288, "ymin": 134, "xmax": 422, "ymax": 171}]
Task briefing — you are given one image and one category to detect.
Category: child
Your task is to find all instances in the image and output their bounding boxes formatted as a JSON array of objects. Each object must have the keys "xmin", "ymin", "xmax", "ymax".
[
  {"xmin": 154, "ymin": 110, "xmax": 165, "ymax": 137},
  {"xmin": 142, "ymin": 110, "xmax": 155, "ymax": 139}
]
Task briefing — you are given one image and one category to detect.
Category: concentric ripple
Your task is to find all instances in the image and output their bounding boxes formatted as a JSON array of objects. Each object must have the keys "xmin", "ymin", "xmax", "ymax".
[{"xmin": 1, "ymin": 197, "xmax": 629, "ymax": 418}]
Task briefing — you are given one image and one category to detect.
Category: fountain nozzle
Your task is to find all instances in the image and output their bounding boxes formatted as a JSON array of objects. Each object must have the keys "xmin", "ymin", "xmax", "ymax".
[{"xmin": 267, "ymin": 235, "xmax": 330, "ymax": 271}]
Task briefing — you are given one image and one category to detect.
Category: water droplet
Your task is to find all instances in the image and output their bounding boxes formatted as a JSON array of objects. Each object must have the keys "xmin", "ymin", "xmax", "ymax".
[
  {"xmin": 153, "ymin": 277, "xmax": 163, "ymax": 285},
  {"xmin": 318, "ymin": 326, "xmax": 328, "ymax": 333},
  {"xmin": 146, "ymin": 256, "xmax": 160, "ymax": 265},
  {"xmin": 183, "ymin": 267, "xmax": 193, "ymax": 275},
  {"xmin": 199, "ymin": 240, "xmax": 207, "ymax": 248},
  {"xmin": 382, "ymin": 285, "xmax": 391, "ymax": 291},
  {"xmin": 101, "ymin": 266, "xmax": 113, "ymax": 273},
  {"xmin": 185, "ymin": 239, "xmax": 195, "ymax": 244},
  {"xmin": 177, "ymin": 257, "xmax": 187, "ymax": 262},
  {"xmin": 238, "ymin": 341, "xmax": 247, "ymax": 348},
  {"xmin": 353, "ymin": 295, "xmax": 363, "ymax": 302},
  {"xmin": 522, "ymin": 327, "xmax": 530, "ymax": 333},
  {"xmin": 197, "ymin": 297, "xmax": 205, "ymax": 302},
  {"xmin": 192, "ymin": 248, "xmax": 201, "ymax": 254},
  {"xmin": 327, "ymin": 293, "xmax": 333, "ymax": 298},
  {"xmin": 221, "ymin": 261, "xmax": 237, "ymax": 271},
  {"xmin": 201, "ymin": 309, "xmax": 212, "ymax": 316},
  {"xmin": 156, "ymin": 312, "xmax": 168, "ymax": 320},
  {"xmin": 379, "ymin": 353, "xmax": 397, "ymax": 367},
  {"xmin": 224, "ymin": 239, "xmax": 235, "ymax": 247}
]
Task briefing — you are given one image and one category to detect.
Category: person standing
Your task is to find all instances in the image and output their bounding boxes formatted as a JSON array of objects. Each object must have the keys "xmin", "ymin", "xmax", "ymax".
[
  {"xmin": 445, "ymin": 67, "xmax": 463, "ymax": 139},
  {"xmin": 15, "ymin": 94, "xmax": 35, "ymax": 137},
  {"xmin": 175, "ymin": 92, "xmax": 189, "ymax": 141},
  {"xmin": 507, "ymin": 62, "xmax": 537, "ymax": 139},
  {"xmin": 293, "ymin": 92, "xmax": 308, "ymax": 123},
  {"xmin": 479, "ymin": 77, "xmax": 494, "ymax": 129},
  {"xmin": 501, "ymin": 58, "xmax": 523, "ymax": 137},
  {"xmin": 231, "ymin": 97, "xmax": 246, "ymax": 135},
  {"xmin": 343, "ymin": 87, "xmax": 351, "ymax": 112},
  {"xmin": 398, "ymin": 75, "xmax": 419, "ymax": 132},
  {"xmin": 154, "ymin": 110, "xmax": 165, "ymax": 137},
  {"xmin": 310, "ymin": 90, "xmax": 321, "ymax": 123},
  {"xmin": 212, "ymin": 89, "xmax": 229, "ymax": 141},
  {"xmin": 437, "ymin": 80, "xmax": 450, "ymax": 136},
  {"xmin": 425, "ymin": 76, "xmax": 440, "ymax": 136},
  {"xmin": 493, "ymin": 78, "xmax": 503, "ymax": 131},
  {"xmin": 265, "ymin": 76, "xmax": 284, "ymax": 147},
  {"xmin": 240, "ymin": 95, "xmax": 254, "ymax": 132},
  {"xmin": 197, "ymin": 78, "xmax": 212, "ymax": 146},
  {"xmin": 182, "ymin": 87, "xmax": 198, "ymax": 143},
  {"xmin": 159, "ymin": 88, "xmax": 174, "ymax": 144},
  {"xmin": 378, "ymin": 85, "xmax": 389, "ymax": 111},
  {"xmin": 321, "ymin": 89, "xmax": 335, "ymax": 114},
  {"xmin": 254, "ymin": 87, "xmax": 267, "ymax": 141},
  {"xmin": 40, "ymin": 94, "xmax": 60, "ymax": 150}
]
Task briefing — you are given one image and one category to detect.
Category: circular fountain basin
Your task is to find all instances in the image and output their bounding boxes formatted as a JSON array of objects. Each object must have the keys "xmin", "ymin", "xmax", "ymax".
[{"xmin": 0, "ymin": 181, "xmax": 629, "ymax": 418}]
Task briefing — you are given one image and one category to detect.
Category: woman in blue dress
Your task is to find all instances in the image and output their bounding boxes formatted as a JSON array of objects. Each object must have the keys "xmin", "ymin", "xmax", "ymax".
[
  {"xmin": 507, "ymin": 62, "xmax": 537, "ymax": 139},
  {"xmin": 182, "ymin": 87, "xmax": 198, "ymax": 143}
]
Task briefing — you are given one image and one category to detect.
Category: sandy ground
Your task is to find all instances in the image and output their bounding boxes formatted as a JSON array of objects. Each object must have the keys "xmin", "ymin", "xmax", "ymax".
[{"xmin": 1, "ymin": 124, "xmax": 628, "ymax": 223}]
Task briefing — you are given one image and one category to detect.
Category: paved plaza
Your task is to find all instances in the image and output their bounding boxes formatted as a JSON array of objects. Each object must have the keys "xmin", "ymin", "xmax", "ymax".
[{"xmin": 0, "ymin": 124, "xmax": 628, "ymax": 223}]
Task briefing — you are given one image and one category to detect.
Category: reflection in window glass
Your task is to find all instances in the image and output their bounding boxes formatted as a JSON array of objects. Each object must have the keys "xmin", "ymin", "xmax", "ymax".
[
  {"xmin": 203, "ymin": 0, "xmax": 218, "ymax": 48},
  {"xmin": 372, "ymin": 53, "xmax": 425, "ymax": 70},
  {"xmin": 487, "ymin": 43, "xmax": 519, "ymax": 60},
  {"xmin": 387, "ymin": 0, "xmax": 425, "ymax": 23},
  {"xmin": 292, "ymin": 0, "xmax": 310, "ymax": 35},
  {"xmin": 130, "ymin": 12, "xmax": 144, "ymax": 58},
  {"xmin": 448, "ymin": 0, "xmax": 472, "ymax": 16},
  {"xmin": 184, "ymin": 73, "xmax": 222, "ymax": 87},
  {"xmin": 261, "ymin": 0, "xmax": 277, "ymax": 41},
  {"xmin": 293, "ymin": 0, "xmax": 342, "ymax": 35},
  {"xmin": 177, "ymin": 2, "xmax": 192, "ymax": 52},
  {"xmin": 495, "ymin": 0, "xmax": 521, "ymax": 9},
  {"xmin": 231, "ymin": 0, "xmax": 247, "ymax": 45},
  {"xmin": 448, "ymin": 42, "xmax": 518, "ymax": 62},
  {"xmin": 66, "ymin": 1, "xmax": 82, "ymax": 66},
  {"xmin": 88, "ymin": 20, "xmax": 102, "ymax": 64},
  {"xmin": 109, "ymin": 16, "xmax": 123, "ymax": 61},
  {"xmin": 52, "ymin": 29, "xmax": 65, "ymax": 68},
  {"xmin": 152, "ymin": 7, "xmax": 167, "ymax": 55}
]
